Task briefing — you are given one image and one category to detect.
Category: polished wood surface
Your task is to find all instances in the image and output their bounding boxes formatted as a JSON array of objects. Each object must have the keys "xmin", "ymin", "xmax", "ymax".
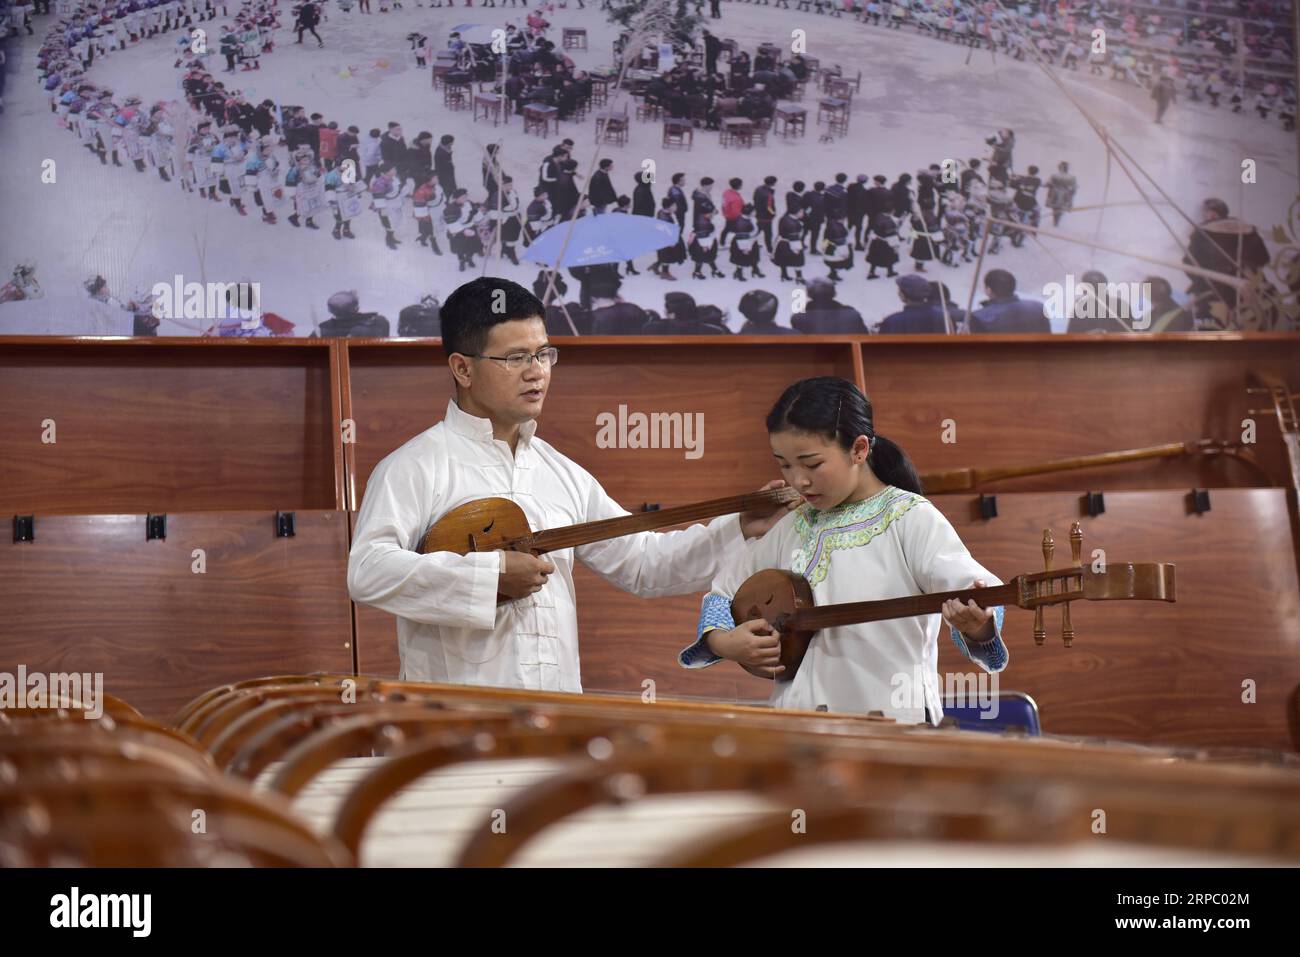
[
  {"xmin": 0, "ymin": 511, "xmax": 354, "ymax": 719},
  {"xmin": 0, "ymin": 340, "xmax": 339, "ymax": 513},
  {"xmin": 14, "ymin": 674, "xmax": 1300, "ymax": 868},
  {"xmin": 921, "ymin": 440, "xmax": 1273, "ymax": 493},
  {"xmin": 858, "ymin": 337, "xmax": 1300, "ymax": 492}
]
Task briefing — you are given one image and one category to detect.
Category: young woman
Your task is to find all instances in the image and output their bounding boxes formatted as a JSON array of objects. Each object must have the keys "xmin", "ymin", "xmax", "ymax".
[{"xmin": 679, "ymin": 377, "xmax": 1008, "ymax": 723}]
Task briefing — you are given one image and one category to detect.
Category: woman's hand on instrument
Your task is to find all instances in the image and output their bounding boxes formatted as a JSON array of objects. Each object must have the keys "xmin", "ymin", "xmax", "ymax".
[
  {"xmin": 498, "ymin": 550, "xmax": 556, "ymax": 601},
  {"xmin": 739, "ymin": 480, "xmax": 799, "ymax": 540},
  {"xmin": 707, "ymin": 619, "xmax": 785, "ymax": 677},
  {"xmin": 941, "ymin": 579, "xmax": 996, "ymax": 643}
]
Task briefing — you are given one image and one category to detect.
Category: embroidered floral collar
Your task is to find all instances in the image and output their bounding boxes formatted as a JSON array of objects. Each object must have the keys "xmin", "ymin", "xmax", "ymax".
[{"xmin": 792, "ymin": 486, "xmax": 921, "ymax": 587}]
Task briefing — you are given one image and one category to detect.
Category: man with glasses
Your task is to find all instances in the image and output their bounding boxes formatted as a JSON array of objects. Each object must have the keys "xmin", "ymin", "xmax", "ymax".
[{"xmin": 348, "ymin": 277, "xmax": 791, "ymax": 692}]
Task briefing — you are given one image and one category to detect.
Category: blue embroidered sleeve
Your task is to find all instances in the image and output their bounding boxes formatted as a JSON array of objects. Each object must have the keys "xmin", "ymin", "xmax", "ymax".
[
  {"xmin": 949, "ymin": 604, "xmax": 1009, "ymax": 673},
  {"xmin": 679, "ymin": 592, "xmax": 734, "ymax": 669}
]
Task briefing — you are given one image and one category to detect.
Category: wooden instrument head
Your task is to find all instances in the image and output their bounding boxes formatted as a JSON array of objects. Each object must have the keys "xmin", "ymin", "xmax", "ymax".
[
  {"xmin": 419, "ymin": 498, "xmax": 534, "ymax": 556},
  {"xmin": 1016, "ymin": 562, "xmax": 1177, "ymax": 608},
  {"xmin": 730, "ymin": 569, "xmax": 817, "ymax": 682},
  {"xmin": 1025, "ymin": 523, "xmax": 1177, "ymax": 647}
]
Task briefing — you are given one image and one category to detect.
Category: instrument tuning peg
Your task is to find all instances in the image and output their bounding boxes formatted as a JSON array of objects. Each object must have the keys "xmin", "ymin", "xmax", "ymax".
[
  {"xmin": 1070, "ymin": 521, "xmax": 1083, "ymax": 566},
  {"xmin": 1062, "ymin": 600, "xmax": 1074, "ymax": 648},
  {"xmin": 1035, "ymin": 528, "xmax": 1053, "ymax": 646}
]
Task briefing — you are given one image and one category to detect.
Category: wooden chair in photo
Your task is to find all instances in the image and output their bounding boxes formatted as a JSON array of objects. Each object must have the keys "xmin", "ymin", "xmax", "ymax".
[
  {"xmin": 662, "ymin": 118, "xmax": 693, "ymax": 150},
  {"xmin": 595, "ymin": 105, "xmax": 630, "ymax": 146}
]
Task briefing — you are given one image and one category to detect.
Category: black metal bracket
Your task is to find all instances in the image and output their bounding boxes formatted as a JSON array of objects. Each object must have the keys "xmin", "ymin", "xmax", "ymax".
[
  {"xmin": 1084, "ymin": 491, "xmax": 1105, "ymax": 518},
  {"xmin": 1189, "ymin": 489, "xmax": 1212, "ymax": 515},
  {"xmin": 13, "ymin": 515, "xmax": 34, "ymax": 544},
  {"xmin": 978, "ymin": 494, "xmax": 998, "ymax": 520},
  {"xmin": 146, "ymin": 513, "xmax": 167, "ymax": 541},
  {"xmin": 641, "ymin": 503, "xmax": 660, "ymax": 512},
  {"xmin": 276, "ymin": 511, "xmax": 296, "ymax": 538}
]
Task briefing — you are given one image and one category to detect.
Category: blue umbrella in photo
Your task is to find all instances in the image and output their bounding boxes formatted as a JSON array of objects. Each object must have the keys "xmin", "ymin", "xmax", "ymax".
[
  {"xmin": 449, "ymin": 23, "xmax": 498, "ymax": 45},
  {"xmin": 522, "ymin": 214, "xmax": 681, "ymax": 268}
]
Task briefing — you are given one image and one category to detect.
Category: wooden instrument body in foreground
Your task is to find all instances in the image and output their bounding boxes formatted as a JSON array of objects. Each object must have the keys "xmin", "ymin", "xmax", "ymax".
[
  {"xmin": 420, "ymin": 497, "xmax": 537, "ymax": 556},
  {"xmin": 730, "ymin": 570, "xmax": 818, "ymax": 680},
  {"xmin": 730, "ymin": 562, "xmax": 1177, "ymax": 682}
]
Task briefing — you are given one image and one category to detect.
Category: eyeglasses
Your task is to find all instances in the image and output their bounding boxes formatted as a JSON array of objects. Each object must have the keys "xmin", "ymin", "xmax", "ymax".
[{"xmin": 471, "ymin": 347, "xmax": 559, "ymax": 372}]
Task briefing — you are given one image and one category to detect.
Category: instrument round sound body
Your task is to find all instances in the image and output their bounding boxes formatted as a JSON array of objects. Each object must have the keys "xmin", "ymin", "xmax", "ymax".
[
  {"xmin": 420, "ymin": 497, "xmax": 538, "ymax": 556},
  {"xmin": 729, "ymin": 570, "xmax": 817, "ymax": 682}
]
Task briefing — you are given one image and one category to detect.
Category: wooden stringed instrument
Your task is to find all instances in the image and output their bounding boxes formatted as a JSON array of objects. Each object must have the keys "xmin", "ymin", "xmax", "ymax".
[
  {"xmin": 420, "ymin": 485, "xmax": 801, "ymax": 560},
  {"xmin": 1247, "ymin": 373, "xmax": 1299, "ymax": 501},
  {"xmin": 919, "ymin": 438, "xmax": 1273, "ymax": 493},
  {"xmin": 1247, "ymin": 373, "xmax": 1300, "ymax": 574},
  {"xmin": 729, "ymin": 523, "xmax": 1175, "ymax": 682}
]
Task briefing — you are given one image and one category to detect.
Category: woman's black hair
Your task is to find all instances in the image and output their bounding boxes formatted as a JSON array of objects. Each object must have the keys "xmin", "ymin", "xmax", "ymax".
[{"xmin": 765, "ymin": 377, "xmax": 923, "ymax": 494}]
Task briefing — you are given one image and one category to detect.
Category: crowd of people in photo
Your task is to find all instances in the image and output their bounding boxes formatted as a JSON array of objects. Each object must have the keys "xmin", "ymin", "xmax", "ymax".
[
  {"xmin": 725, "ymin": 0, "xmax": 1297, "ymax": 128},
  {"xmin": 220, "ymin": 200, "xmax": 1261, "ymax": 338},
  {"xmin": 4, "ymin": 0, "xmax": 1290, "ymax": 334},
  {"xmin": 521, "ymin": 186, "xmax": 1275, "ymax": 335},
  {"xmin": 104, "ymin": 182, "xmax": 1264, "ymax": 337}
]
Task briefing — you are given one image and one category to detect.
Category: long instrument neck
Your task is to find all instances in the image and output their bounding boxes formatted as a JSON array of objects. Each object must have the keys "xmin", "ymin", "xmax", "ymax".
[
  {"xmin": 527, "ymin": 487, "xmax": 800, "ymax": 554},
  {"xmin": 788, "ymin": 581, "xmax": 1021, "ymax": 632},
  {"xmin": 921, "ymin": 441, "xmax": 1193, "ymax": 493}
]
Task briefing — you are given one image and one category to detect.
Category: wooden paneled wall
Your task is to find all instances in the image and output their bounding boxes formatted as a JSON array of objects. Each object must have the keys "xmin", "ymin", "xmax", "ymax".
[
  {"xmin": 2, "ymin": 334, "xmax": 1298, "ymax": 743},
  {"xmin": 0, "ymin": 340, "xmax": 340, "ymax": 514},
  {"xmin": 343, "ymin": 339, "xmax": 860, "ymax": 508},
  {"xmin": 858, "ymin": 336, "xmax": 1299, "ymax": 493},
  {"xmin": 0, "ymin": 511, "xmax": 353, "ymax": 719},
  {"xmin": 932, "ymin": 490, "xmax": 1300, "ymax": 750}
]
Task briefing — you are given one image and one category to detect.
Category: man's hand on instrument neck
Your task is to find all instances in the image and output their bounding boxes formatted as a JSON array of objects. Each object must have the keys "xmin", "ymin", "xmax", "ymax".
[{"xmin": 739, "ymin": 479, "xmax": 799, "ymax": 540}]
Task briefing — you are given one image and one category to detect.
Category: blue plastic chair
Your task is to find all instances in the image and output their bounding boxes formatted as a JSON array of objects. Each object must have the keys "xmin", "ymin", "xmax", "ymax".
[{"xmin": 938, "ymin": 691, "xmax": 1041, "ymax": 736}]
